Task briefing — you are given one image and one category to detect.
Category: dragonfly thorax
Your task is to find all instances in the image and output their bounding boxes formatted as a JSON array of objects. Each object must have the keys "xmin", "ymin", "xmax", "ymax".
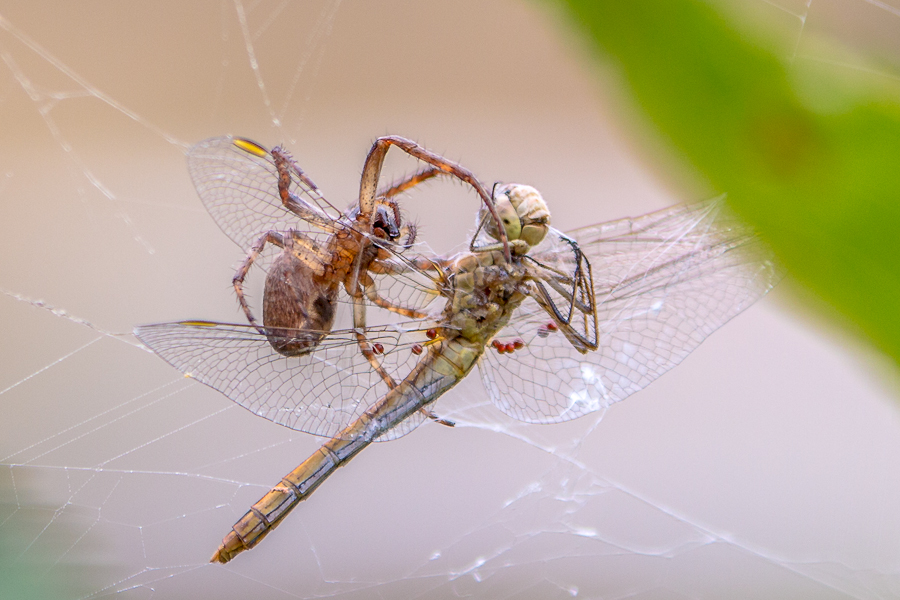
[{"xmin": 447, "ymin": 250, "xmax": 529, "ymax": 342}]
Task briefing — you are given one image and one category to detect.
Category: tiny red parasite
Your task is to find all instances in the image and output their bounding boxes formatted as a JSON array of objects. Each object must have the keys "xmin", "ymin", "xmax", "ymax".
[
  {"xmin": 513, "ymin": 338, "xmax": 525, "ymax": 349},
  {"xmin": 372, "ymin": 343, "xmax": 384, "ymax": 354},
  {"xmin": 411, "ymin": 343, "xmax": 423, "ymax": 355},
  {"xmin": 546, "ymin": 321, "xmax": 558, "ymax": 332},
  {"xmin": 426, "ymin": 328, "xmax": 437, "ymax": 340}
]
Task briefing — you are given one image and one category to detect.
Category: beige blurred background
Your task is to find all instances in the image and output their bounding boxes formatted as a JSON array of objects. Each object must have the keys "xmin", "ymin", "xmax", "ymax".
[{"xmin": 2, "ymin": 1, "xmax": 899, "ymax": 598}]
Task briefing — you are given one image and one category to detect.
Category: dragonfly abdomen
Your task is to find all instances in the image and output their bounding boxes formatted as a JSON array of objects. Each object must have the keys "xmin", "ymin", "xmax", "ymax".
[{"xmin": 209, "ymin": 341, "xmax": 470, "ymax": 564}]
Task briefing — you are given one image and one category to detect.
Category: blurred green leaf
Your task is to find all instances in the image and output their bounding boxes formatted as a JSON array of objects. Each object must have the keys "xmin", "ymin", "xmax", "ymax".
[
  {"xmin": 557, "ymin": 0, "xmax": 900, "ymax": 366},
  {"xmin": 0, "ymin": 507, "xmax": 66, "ymax": 600},
  {"xmin": 0, "ymin": 468, "xmax": 98, "ymax": 600}
]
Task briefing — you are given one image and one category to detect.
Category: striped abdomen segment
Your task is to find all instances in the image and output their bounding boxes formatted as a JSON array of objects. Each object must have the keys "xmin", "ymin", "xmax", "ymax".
[{"xmin": 210, "ymin": 338, "xmax": 478, "ymax": 563}]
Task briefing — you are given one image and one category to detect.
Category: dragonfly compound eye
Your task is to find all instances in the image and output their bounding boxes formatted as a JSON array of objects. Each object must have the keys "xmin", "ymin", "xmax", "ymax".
[
  {"xmin": 484, "ymin": 184, "xmax": 551, "ymax": 248},
  {"xmin": 506, "ymin": 184, "xmax": 550, "ymax": 247},
  {"xmin": 480, "ymin": 191, "xmax": 522, "ymax": 244}
]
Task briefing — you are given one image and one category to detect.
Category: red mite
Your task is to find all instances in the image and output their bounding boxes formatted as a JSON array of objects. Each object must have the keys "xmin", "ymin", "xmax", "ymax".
[
  {"xmin": 537, "ymin": 321, "xmax": 559, "ymax": 338},
  {"xmin": 491, "ymin": 339, "xmax": 525, "ymax": 354},
  {"xmin": 411, "ymin": 343, "xmax": 423, "ymax": 355},
  {"xmin": 372, "ymin": 343, "xmax": 384, "ymax": 355},
  {"xmin": 425, "ymin": 328, "xmax": 437, "ymax": 340}
]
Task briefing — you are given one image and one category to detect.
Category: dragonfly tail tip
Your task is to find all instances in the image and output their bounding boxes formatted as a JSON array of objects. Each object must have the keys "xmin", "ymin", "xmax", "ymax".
[{"xmin": 210, "ymin": 547, "xmax": 232, "ymax": 564}]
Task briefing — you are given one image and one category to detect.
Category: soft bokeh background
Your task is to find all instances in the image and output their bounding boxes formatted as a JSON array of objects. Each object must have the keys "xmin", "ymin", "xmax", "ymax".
[
  {"xmin": 1, "ymin": 1, "xmax": 899, "ymax": 598},
  {"xmin": 562, "ymin": 0, "xmax": 900, "ymax": 368}
]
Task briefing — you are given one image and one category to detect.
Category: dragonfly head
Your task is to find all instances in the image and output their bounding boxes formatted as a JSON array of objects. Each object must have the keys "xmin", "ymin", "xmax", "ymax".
[{"xmin": 482, "ymin": 184, "xmax": 551, "ymax": 251}]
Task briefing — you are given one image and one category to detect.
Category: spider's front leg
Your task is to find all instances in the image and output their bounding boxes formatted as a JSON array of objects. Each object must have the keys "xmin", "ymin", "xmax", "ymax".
[
  {"xmin": 269, "ymin": 146, "xmax": 337, "ymax": 232},
  {"xmin": 358, "ymin": 136, "xmax": 511, "ymax": 262},
  {"xmin": 369, "ymin": 253, "xmax": 454, "ymax": 277}
]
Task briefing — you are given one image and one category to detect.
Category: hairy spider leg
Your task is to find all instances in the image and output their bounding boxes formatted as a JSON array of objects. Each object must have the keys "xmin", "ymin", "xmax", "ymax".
[
  {"xmin": 269, "ymin": 146, "xmax": 338, "ymax": 232},
  {"xmin": 358, "ymin": 270, "xmax": 430, "ymax": 320},
  {"xmin": 232, "ymin": 230, "xmax": 285, "ymax": 328},
  {"xmin": 232, "ymin": 229, "xmax": 330, "ymax": 329},
  {"xmin": 358, "ymin": 136, "xmax": 511, "ymax": 262},
  {"xmin": 378, "ymin": 165, "xmax": 445, "ymax": 199},
  {"xmin": 346, "ymin": 251, "xmax": 455, "ymax": 428}
]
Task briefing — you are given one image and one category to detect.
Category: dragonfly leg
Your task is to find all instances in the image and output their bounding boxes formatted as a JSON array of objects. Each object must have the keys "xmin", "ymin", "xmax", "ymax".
[
  {"xmin": 528, "ymin": 280, "xmax": 599, "ymax": 353},
  {"xmin": 470, "ymin": 239, "xmax": 531, "ymax": 256},
  {"xmin": 538, "ymin": 276, "xmax": 593, "ymax": 315},
  {"xmin": 233, "ymin": 230, "xmax": 285, "ymax": 328},
  {"xmin": 423, "ymin": 410, "xmax": 455, "ymax": 427}
]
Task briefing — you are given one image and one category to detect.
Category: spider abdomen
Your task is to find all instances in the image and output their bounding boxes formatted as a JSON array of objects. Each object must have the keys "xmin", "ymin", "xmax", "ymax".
[{"xmin": 262, "ymin": 250, "xmax": 338, "ymax": 356}]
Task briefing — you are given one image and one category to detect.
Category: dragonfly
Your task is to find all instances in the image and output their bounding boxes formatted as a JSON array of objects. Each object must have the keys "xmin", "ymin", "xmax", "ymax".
[{"xmin": 134, "ymin": 136, "xmax": 781, "ymax": 564}]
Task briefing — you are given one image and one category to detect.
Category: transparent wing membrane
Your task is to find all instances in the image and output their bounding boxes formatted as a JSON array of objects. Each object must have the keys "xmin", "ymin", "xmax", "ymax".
[
  {"xmin": 480, "ymin": 197, "xmax": 781, "ymax": 423},
  {"xmin": 134, "ymin": 320, "xmax": 441, "ymax": 440},
  {"xmin": 187, "ymin": 136, "xmax": 342, "ymax": 251}
]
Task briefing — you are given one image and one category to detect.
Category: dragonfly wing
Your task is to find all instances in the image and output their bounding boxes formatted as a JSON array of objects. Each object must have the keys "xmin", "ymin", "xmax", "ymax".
[
  {"xmin": 187, "ymin": 136, "xmax": 342, "ymax": 251},
  {"xmin": 134, "ymin": 320, "xmax": 439, "ymax": 440},
  {"xmin": 479, "ymin": 196, "xmax": 782, "ymax": 423}
]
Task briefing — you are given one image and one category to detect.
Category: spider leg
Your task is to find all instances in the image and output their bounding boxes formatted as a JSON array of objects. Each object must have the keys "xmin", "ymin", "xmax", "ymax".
[
  {"xmin": 350, "ymin": 292, "xmax": 398, "ymax": 387},
  {"xmin": 234, "ymin": 229, "xmax": 331, "ymax": 329},
  {"xmin": 358, "ymin": 136, "xmax": 511, "ymax": 262},
  {"xmin": 233, "ymin": 230, "xmax": 285, "ymax": 328},
  {"xmin": 270, "ymin": 146, "xmax": 338, "ymax": 232},
  {"xmin": 369, "ymin": 254, "xmax": 452, "ymax": 276},
  {"xmin": 377, "ymin": 165, "xmax": 445, "ymax": 199},
  {"xmin": 350, "ymin": 283, "xmax": 452, "ymax": 427},
  {"xmin": 358, "ymin": 270, "xmax": 430, "ymax": 320}
]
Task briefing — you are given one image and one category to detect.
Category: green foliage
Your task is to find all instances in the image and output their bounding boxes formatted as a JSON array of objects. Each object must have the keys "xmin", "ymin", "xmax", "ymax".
[
  {"xmin": 0, "ymin": 514, "xmax": 66, "ymax": 600},
  {"xmin": 558, "ymin": 0, "xmax": 900, "ymax": 365}
]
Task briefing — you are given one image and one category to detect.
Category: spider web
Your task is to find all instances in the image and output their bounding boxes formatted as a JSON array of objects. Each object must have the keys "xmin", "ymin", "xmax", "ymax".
[{"xmin": 2, "ymin": 1, "xmax": 900, "ymax": 598}]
